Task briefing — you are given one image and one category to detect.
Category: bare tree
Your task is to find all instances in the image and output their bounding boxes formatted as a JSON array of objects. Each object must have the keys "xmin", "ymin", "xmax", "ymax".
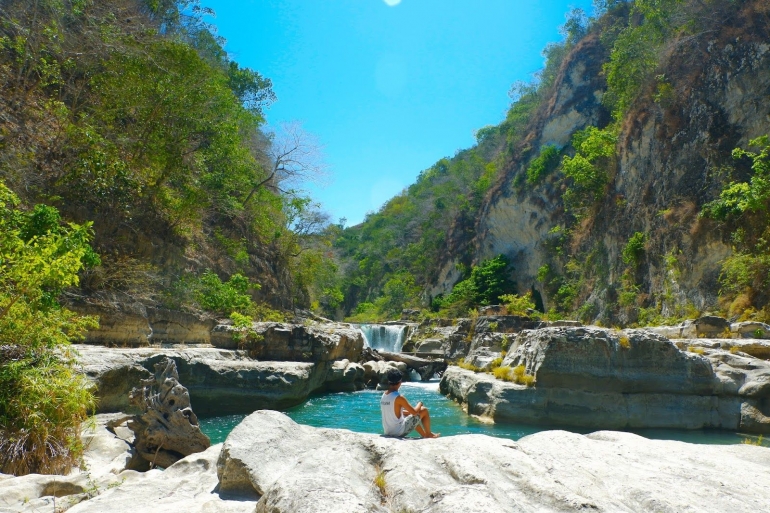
[{"xmin": 243, "ymin": 121, "xmax": 327, "ymax": 205}]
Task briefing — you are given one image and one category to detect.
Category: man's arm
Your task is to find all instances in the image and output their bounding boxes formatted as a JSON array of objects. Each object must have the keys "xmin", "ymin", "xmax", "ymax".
[{"xmin": 394, "ymin": 395, "xmax": 423, "ymax": 417}]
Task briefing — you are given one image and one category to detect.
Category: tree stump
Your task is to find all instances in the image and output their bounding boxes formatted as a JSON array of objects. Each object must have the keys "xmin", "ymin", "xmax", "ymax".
[{"xmin": 127, "ymin": 358, "xmax": 210, "ymax": 468}]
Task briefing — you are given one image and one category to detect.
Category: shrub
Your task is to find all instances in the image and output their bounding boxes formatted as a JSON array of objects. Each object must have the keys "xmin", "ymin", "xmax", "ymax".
[
  {"xmin": 489, "ymin": 357, "xmax": 504, "ymax": 370},
  {"xmin": 493, "ymin": 366, "xmax": 513, "ymax": 381},
  {"xmin": 512, "ymin": 365, "xmax": 536, "ymax": 386},
  {"xmin": 687, "ymin": 346, "xmax": 705, "ymax": 355},
  {"xmin": 618, "ymin": 335, "xmax": 631, "ymax": 349},
  {"xmin": 499, "ymin": 293, "xmax": 536, "ymax": 316},
  {"xmin": 501, "ymin": 334, "xmax": 511, "ymax": 352},
  {"xmin": 622, "ymin": 232, "xmax": 647, "ymax": 266},
  {"xmin": 0, "ymin": 181, "xmax": 99, "ymax": 475},
  {"xmin": 729, "ymin": 346, "xmax": 742, "ymax": 354},
  {"xmin": 456, "ymin": 359, "xmax": 482, "ymax": 372},
  {"xmin": 526, "ymin": 145, "xmax": 561, "ymax": 184},
  {"xmin": 195, "ymin": 271, "xmax": 256, "ymax": 315}
]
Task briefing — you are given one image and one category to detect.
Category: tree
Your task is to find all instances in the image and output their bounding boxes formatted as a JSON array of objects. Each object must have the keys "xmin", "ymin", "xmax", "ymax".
[
  {"xmin": 0, "ymin": 181, "xmax": 99, "ymax": 475},
  {"xmin": 243, "ymin": 122, "xmax": 327, "ymax": 205}
]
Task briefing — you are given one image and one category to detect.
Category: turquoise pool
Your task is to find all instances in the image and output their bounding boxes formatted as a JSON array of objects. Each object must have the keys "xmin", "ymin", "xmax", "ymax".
[{"xmin": 199, "ymin": 381, "xmax": 749, "ymax": 446}]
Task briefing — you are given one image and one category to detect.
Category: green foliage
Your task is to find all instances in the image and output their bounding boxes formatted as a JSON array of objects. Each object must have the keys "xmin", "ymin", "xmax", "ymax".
[
  {"xmin": 562, "ymin": 126, "xmax": 617, "ymax": 213},
  {"xmin": 0, "ymin": 181, "xmax": 98, "ymax": 475},
  {"xmin": 470, "ymin": 255, "xmax": 517, "ymax": 306},
  {"xmin": 526, "ymin": 145, "xmax": 561, "ymax": 184},
  {"xmin": 0, "ymin": 0, "xmax": 336, "ymax": 314},
  {"xmin": 499, "ymin": 293, "xmax": 536, "ymax": 316},
  {"xmin": 602, "ymin": 0, "xmax": 687, "ymax": 119},
  {"xmin": 701, "ymin": 137, "xmax": 770, "ymax": 310},
  {"xmin": 195, "ymin": 271, "xmax": 256, "ymax": 315},
  {"xmin": 622, "ymin": 232, "xmax": 647, "ymax": 266}
]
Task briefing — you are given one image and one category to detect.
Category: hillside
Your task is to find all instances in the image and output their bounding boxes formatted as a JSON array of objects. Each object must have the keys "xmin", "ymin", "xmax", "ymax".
[
  {"xmin": 334, "ymin": 0, "xmax": 770, "ymax": 325},
  {"xmin": 0, "ymin": 0, "xmax": 334, "ymax": 320}
]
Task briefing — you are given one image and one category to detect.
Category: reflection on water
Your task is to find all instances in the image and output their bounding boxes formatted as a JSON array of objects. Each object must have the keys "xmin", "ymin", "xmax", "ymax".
[{"xmin": 199, "ymin": 380, "xmax": 747, "ymax": 446}]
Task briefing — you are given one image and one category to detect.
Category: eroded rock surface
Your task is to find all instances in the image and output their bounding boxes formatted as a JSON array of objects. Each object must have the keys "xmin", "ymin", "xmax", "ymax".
[
  {"xmin": 442, "ymin": 326, "xmax": 770, "ymax": 433},
  {"xmin": 76, "ymin": 344, "xmax": 362, "ymax": 416},
  {"xmin": 127, "ymin": 358, "xmax": 210, "ymax": 468},
  {"xmin": 216, "ymin": 410, "xmax": 770, "ymax": 513}
]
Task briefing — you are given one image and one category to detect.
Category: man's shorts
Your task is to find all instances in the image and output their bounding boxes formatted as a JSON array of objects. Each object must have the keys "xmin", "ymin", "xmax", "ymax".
[{"xmin": 402, "ymin": 414, "xmax": 421, "ymax": 436}]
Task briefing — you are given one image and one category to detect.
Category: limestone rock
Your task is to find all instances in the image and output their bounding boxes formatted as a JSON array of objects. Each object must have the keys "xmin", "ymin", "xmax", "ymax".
[
  {"xmin": 127, "ymin": 358, "xmax": 211, "ymax": 468},
  {"xmin": 211, "ymin": 321, "xmax": 364, "ymax": 363},
  {"xmin": 362, "ymin": 359, "xmax": 407, "ymax": 388},
  {"xmin": 76, "ymin": 345, "xmax": 329, "ymax": 416},
  {"xmin": 731, "ymin": 321, "xmax": 770, "ymax": 340},
  {"xmin": 443, "ymin": 327, "xmax": 770, "ymax": 433},
  {"xmin": 67, "ymin": 445, "xmax": 252, "ymax": 513},
  {"xmin": 215, "ymin": 410, "xmax": 770, "ymax": 513},
  {"xmin": 694, "ymin": 315, "xmax": 731, "ymax": 337},
  {"xmin": 325, "ymin": 359, "xmax": 365, "ymax": 392},
  {"xmin": 673, "ymin": 338, "xmax": 770, "ymax": 360}
]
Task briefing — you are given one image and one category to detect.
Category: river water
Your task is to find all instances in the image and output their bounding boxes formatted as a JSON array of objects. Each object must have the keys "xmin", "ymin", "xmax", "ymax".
[{"xmin": 199, "ymin": 380, "xmax": 747, "ymax": 446}]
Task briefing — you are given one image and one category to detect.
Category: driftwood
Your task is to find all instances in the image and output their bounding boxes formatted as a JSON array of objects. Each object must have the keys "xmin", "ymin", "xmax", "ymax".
[
  {"xmin": 127, "ymin": 358, "xmax": 210, "ymax": 468},
  {"xmin": 377, "ymin": 350, "xmax": 448, "ymax": 381}
]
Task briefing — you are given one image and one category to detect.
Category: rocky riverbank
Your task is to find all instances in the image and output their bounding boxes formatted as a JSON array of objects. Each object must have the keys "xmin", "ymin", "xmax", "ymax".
[
  {"xmin": 2, "ymin": 411, "xmax": 769, "ymax": 512},
  {"xmin": 441, "ymin": 326, "xmax": 770, "ymax": 433},
  {"xmin": 76, "ymin": 320, "xmax": 366, "ymax": 415}
]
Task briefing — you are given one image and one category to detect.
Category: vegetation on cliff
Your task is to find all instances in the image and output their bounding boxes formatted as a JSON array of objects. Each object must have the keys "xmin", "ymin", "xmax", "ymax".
[
  {"xmin": 0, "ymin": 0, "xmax": 335, "ymax": 317},
  {"xmin": 329, "ymin": 0, "xmax": 770, "ymax": 325}
]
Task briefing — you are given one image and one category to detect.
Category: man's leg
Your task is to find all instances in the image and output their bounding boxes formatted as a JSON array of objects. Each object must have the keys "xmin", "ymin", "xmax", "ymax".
[{"xmin": 413, "ymin": 405, "xmax": 438, "ymax": 438}]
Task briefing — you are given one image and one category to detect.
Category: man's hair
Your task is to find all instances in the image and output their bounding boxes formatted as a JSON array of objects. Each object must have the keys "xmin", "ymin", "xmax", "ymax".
[{"xmin": 386, "ymin": 368, "xmax": 403, "ymax": 385}]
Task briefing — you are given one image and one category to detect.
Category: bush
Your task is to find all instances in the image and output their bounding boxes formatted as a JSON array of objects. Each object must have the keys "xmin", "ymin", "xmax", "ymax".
[
  {"xmin": 0, "ymin": 181, "xmax": 99, "ymax": 475},
  {"xmin": 512, "ymin": 365, "xmax": 536, "ymax": 386},
  {"xmin": 499, "ymin": 293, "xmax": 536, "ymax": 316},
  {"xmin": 493, "ymin": 366, "xmax": 513, "ymax": 381},
  {"xmin": 622, "ymin": 232, "xmax": 647, "ymax": 266},
  {"xmin": 456, "ymin": 359, "xmax": 482, "ymax": 372},
  {"xmin": 526, "ymin": 145, "xmax": 561, "ymax": 184},
  {"xmin": 195, "ymin": 270, "xmax": 256, "ymax": 315}
]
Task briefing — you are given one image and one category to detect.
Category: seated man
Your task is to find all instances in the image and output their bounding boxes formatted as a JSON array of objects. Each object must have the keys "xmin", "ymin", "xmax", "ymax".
[{"xmin": 380, "ymin": 369, "xmax": 439, "ymax": 438}]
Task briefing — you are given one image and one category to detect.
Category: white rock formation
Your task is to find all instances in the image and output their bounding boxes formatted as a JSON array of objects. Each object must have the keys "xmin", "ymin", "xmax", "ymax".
[{"xmin": 216, "ymin": 410, "xmax": 770, "ymax": 513}]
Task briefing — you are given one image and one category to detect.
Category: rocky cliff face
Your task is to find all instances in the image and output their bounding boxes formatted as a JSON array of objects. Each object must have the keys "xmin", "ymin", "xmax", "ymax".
[{"xmin": 435, "ymin": 4, "xmax": 770, "ymax": 321}]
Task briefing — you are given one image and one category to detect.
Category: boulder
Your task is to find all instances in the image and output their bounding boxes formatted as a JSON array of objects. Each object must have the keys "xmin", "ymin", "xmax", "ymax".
[
  {"xmin": 324, "ymin": 359, "xmax": 365, "ymax": 392},
  {"xmin": 731, "ymin": 321, "xmax": 770, "ymax": 340},
  {"xmin": 442, "ymin": 327, "xmax": 770, "ymax": 433},
  {"xmin": 694, "ymin": 315, "xmax": 731, "ymax": 337},
  {"xmin": 215, "ymin": 410, "xmax": 770, "ymax": 513},
  {"xmin": 501, "ymin": 327, "xmax": 715, "ymax": 394},
  {"xmin": 362, "ymin": 360, "xmax": 407, "ymax": 388}
]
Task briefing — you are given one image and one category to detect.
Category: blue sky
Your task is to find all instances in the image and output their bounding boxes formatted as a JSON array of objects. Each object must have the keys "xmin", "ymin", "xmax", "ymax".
[{"xmin": 204, "ymin": 0, "xmax": 596, "ymax": 225}]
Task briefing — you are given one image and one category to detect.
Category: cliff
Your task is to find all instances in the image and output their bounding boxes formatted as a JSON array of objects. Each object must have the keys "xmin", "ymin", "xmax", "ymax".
[{"xmin": 434, "ymin": 1, "xmax": 770, "ymax": 323}]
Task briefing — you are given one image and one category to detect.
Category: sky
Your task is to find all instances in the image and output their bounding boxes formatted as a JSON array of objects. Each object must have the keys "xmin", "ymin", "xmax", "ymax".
[{"xmin": 203, "ymin": 0, "xmax": 596, "ymax": 226}]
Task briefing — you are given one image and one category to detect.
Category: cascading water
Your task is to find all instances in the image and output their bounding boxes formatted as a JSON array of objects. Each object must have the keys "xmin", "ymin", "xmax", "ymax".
[{"xmin": 359, "ymin": 324, "xmax": 406, "ymax": 352}]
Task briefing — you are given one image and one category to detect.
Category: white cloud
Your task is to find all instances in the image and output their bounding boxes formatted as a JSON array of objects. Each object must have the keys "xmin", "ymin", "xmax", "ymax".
[{"xmin": 383, "ymin": 0, "xmax": 402, "ymax": 6}]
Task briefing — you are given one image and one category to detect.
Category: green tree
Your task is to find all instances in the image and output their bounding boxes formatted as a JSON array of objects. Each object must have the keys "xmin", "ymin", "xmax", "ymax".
[{"xmin": 0, "ymin": 181, "xmax": 99, "ymax": 475}]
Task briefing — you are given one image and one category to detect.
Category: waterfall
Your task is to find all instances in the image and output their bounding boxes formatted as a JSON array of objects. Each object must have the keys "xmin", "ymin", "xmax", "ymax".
[{"xmin": 359, "ymin": 324, "xmax": 406, "ymax": 353}]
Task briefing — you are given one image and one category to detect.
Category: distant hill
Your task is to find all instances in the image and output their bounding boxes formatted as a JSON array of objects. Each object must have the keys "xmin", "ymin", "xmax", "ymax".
[{"xmin": 334, "ymin": 0, "xmax": 770, "ymax": 325}]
